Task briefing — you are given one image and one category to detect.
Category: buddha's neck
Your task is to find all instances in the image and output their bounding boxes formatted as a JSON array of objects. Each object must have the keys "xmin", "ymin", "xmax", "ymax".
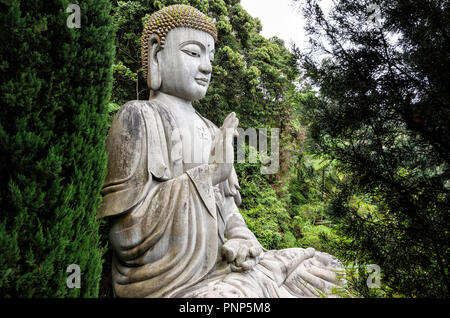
[{"xmin": 150, "ymin": 91, "xmax": 196, "ymax": 114}]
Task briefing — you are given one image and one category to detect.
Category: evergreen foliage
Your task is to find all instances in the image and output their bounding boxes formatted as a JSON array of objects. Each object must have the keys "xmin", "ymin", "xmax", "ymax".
[
  {"xmin": 298, "ymin": 0, "xmax": 450, "ymax": 297},
  {"xmin": 0, "ymin": 0, "xmax": 115, "ymax": 297}
]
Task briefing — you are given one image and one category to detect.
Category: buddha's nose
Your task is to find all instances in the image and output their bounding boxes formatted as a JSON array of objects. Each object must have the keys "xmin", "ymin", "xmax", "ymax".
[{"xmin": 199, "ymin": 58, "xmax": 212, "ymax": 75}]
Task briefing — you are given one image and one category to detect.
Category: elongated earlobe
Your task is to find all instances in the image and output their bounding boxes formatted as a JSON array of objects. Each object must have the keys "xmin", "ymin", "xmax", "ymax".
[{"xmin": 148, "ymin": 34, "xmax": 162, "ymax": 90}]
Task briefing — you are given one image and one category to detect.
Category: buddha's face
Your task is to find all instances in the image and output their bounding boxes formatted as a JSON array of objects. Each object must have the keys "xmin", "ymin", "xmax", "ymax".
[{"xmin": 157, "ymin": 28, "xmax": 215, "ymax": 101}]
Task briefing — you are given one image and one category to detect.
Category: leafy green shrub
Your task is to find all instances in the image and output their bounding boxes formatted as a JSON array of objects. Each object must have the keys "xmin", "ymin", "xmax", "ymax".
[{"xmin": 238, "ymin": 165, "xmax": 297, "ymax": 250}]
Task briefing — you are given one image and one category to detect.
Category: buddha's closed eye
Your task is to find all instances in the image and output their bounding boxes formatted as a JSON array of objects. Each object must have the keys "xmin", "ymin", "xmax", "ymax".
[
  {"xmin": 181, "ymin": 44, "xmax": 201, "ymax": 58},
  {"xmin": 182, "ymin": 49, "xmax": 200, "ymax": 57}
]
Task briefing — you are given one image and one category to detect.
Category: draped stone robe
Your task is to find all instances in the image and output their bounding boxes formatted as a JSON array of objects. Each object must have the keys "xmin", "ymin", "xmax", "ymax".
[{"xmin": 98, "ymin": 100, "xmax": 344, "ymax": 298}]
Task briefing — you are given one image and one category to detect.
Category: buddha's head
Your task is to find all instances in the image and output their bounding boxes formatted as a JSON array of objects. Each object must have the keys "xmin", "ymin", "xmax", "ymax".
[{"xmin": 142, "ymin": 5, "xmax": 217, "ymax": 101}]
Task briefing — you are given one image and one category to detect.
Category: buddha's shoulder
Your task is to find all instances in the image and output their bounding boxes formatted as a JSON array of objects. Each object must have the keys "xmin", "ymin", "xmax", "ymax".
[
  {"xmin": 109, "ymin": 101, "xmax": 164, "ymax": 137},
  {"xmin": 116, "ymin": 100, "xmax": 161, "ymax": 116},
  {"xmin": 113, "ymin": 100, "xmax": 167, "ymax": 124}
]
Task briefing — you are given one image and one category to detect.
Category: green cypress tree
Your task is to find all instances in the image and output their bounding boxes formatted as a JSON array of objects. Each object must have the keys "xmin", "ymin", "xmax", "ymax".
[{"xmin": 0, "ymin": 0, "xmax": 115, "ymax": 297}]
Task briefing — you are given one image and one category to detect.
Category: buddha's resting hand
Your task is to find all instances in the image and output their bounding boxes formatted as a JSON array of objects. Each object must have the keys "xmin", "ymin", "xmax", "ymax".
[
  {"xmin": 209, "ymin": 112, "xmax": 239, "ymax": 185},
  {"xmin": 222, "ymin": 238, "xmax": 263, "ymax": 272},
  {"xmin": 282, "ymin": 248, "xmax": 346, "ymax": 296}
]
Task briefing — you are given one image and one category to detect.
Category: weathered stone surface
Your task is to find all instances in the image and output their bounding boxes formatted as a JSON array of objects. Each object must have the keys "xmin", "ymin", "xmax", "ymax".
[{"xmin": 98, "ymin": 4, "xmax": 346, "ymax": 298}]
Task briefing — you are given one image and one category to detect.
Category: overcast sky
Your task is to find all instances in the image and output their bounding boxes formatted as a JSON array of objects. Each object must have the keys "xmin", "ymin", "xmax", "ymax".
[{"xmin": 240, "ymin": 0, "xmax": 333, "ymax": 50}]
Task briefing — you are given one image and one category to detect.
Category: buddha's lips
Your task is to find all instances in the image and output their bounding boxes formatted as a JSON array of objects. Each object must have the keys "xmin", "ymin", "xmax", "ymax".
[{"xmin": 195, "ymin": 78, "xmax": 209, "ymax": 86}]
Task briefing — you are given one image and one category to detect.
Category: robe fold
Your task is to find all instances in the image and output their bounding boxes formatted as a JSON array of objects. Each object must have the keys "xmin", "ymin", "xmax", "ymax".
[{"xmin": 98, "ymin": 100, "xmax": 345, "ymax": 298}]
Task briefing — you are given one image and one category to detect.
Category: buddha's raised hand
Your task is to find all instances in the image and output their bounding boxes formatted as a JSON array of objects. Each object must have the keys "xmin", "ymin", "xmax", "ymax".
[{"xmin": 209, "ymin": 112, "xmax": 239, "ymax": 185}]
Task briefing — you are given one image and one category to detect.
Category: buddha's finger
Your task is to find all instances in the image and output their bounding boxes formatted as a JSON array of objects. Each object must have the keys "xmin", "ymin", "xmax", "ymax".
[
  {"xmin": 230, "ymin": 264, "xmax": 244, "ymax": 273},
  {"xmin": 236, "ymin": 245, "xmax": 248, "ymax": 267},
  {"xmin": 233, "ymin": 118, "xmax": 239, "ymax": 137},
  {"xmin": 310, "ymin": 258, "xmax": 345, "ymax": 284},
  {"xmin": 249, "ymin": 245, "xmax": 262, "ymax": 258},
  {"xmin": 222, "ymin": 244, "xmax": 237, "ymax": 262},
  {"xmin": 298, "ymin": 263, "xmax": 337, "ymax": 294},
  {"xmin": 226, "ymin": 115, "xmax": 237, "ymax": 129},
  {"xmin": 226, "ymin": 249, "xmax": 236, "ymax": 262},
  {"xmin": 310, "ymin": 258, "xmax": 345, "ymax": 276},
  {"xmin": 285, "ymin": 248, "xmax": 315, "ymax": 272},
  {"xmin": 222, "ymin": 112, "xmax": 235, "ymax": 129},
  {"xmin": 224, "ymin": 127, "xmax": 235, "ymax": 141},
  {"xmin": 284, "ymin": 272, "xmax": 317, "ymax": 297},
  {"xmin": 242, "ymin": 258, "xmax": 257, "ymax": 271},
  {"xmin": 309, "ymin": 258, "xmax": 336, "ymax": 273},
  {"xmin": 307, "ymin": 262, "xmax": 340, "ymax": 285}
]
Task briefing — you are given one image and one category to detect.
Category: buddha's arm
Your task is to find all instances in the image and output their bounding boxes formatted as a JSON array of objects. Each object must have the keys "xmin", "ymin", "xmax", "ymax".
[
  {"xmin": 223, "ymin": 203, "xmax": 259, "ymax": 242},
  {"xmin": 220, "ymin": 168, "xmax": 258, "ymax": 241},
  {"xmin": 204, "ymin": 115, "xmax": 255, "ymax": 240},
  {"xmin": 218, "ymin": 167, "xmax": 264, "ymax": 271},
  {"xmin": 97, "ymin": 102, "xmax": 146, "ymax": 219}
]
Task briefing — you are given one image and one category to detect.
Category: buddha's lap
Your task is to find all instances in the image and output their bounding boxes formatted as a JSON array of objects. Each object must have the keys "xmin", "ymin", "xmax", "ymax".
[{"xmin": 175, "ymin": 247, "xmax": 344, "ymax": 298}]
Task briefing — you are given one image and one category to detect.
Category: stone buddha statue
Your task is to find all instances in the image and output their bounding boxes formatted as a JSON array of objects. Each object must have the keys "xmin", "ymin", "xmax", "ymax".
[{"xmin": 98, "ymin": 4, "xmax": 345, "ymax": 298}]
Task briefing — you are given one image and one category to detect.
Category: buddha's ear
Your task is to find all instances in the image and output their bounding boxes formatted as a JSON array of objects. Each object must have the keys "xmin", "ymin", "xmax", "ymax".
[{"xmin": 148, "ymin": 34, "xmax": 162, "ymax": 90}]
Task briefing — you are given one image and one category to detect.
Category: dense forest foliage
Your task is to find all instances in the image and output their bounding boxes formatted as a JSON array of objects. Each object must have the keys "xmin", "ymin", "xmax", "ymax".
[
  {"xmin": 296, "ymin": 0, "xmax": 450, "ymax": 297},
  {"xmin": 0, "ymin": 0, "xmax": 115, "ymax": 296},
  {"xmin": 0, "ymin": 0, "xmax": 448, "ymax": 298}
]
